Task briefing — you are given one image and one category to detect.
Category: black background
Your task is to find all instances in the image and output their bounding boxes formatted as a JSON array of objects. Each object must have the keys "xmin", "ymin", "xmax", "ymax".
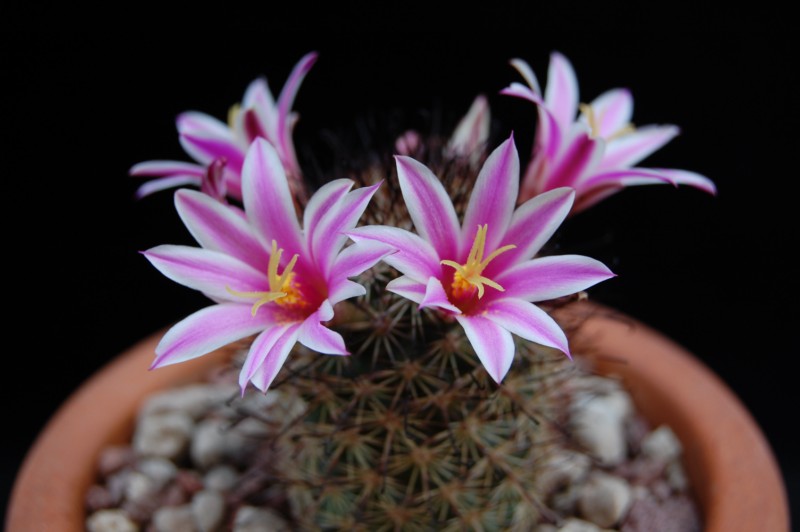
[{"xmin": 5, "ymin": 8, "xmax": 797, "ymax": 526}]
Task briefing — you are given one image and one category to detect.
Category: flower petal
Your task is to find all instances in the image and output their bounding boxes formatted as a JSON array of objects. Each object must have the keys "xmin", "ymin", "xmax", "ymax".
[
  {"xmin": 509, "ymin": 58, "xmax": 541, "ymax": 95},
  {"xmin": 328, "ymin": 280, "xmax": 366, "ymax": 303},
  {"xmin": 175, "ymin": 189, "xmax": 268, "ymax": 270},
  {"xmin": 462, "ymin": 135, "xmax": 520, "ymax": 252},
  {"xmin": 177, "ymin": 111, "xmax": 233, "ymax": 140},
  {"xmin": 135, "ymin": 175, "xmax": 202, "ymax": 199},
  {"xmin": 347, "ymin": 226, "xmax": 441, "ymax": 283},
  {"xmin": 395, "ymin": 155, "xmax": 460, "ymax": 259},
  {"xmin": 303, "ymin": 179, "xmax": 353, "ymax": 244},
  {"xmin": 130, "ymin": 160, "xmax": 205, "ymax": 177},
  {"xmin": 545, "ymin": 52, "xmax": 580, "ymax": 129},
  {"xmin": 386, "ymin": 275, "xmax": 426, "ymax": 304},
  {"xmin": 496, "ymin": 255, "xmax": 615, "ymax": 302},
  {"xmin": 590, "ymin": 88, "xmax": 634, "ymax": 139},
  {"xmin": 311, "ymin": 182, "xmax": 381, "ymax": 277},
  {"xmin": 153, "ymin": 303, "xmax": 270, "ymax": 369},
  {"xmin": 419, "ymin": 277, "xmax": 462, "ymax": 314},
  {"xmin": 545, "ymin": 125, "xmax": 605, "ymax": 190},
  {"xmin": 329, "ymin": 240, "xmax": 395, "ymax": 287},
  {"xmin": 239, "ymin": 323, "xmax": 293, "ymax": 391},
  {"xmin": 600, "ymin": 125, "xmax": 680, "ymax": 170},
  {"xmin": 299, "ymin": 300, "xmax": 349, "ymax": 355},
  {"xmin": 250, "ymin": 324, "xmax": 302, "ymax": 392},
  {"xmin": 242, "ymin": 138, "xmax": 305, "ymax": 258},
  {"xmin": 276, "ymin": 52, "xmax": 318, "ymax": 174},
  {"xmin": 490, "ymin": 187, "xmax": 575, "ymax": 272},
  {"xmin": 482, "ymin": 298, "xmax": 570, "ymax": 357},
  {"xmin": 179, "ymin": 133, "xmax": 245, "ymax": 175},
  {"xmin": 455, "ymin": 314, "xmax": 515, "ymax": 384},
  {"xmin": 447, "ymin": 95, "xmax": 490, "ymax": 160},
  {"xmin": 144, "ymin": 245, "xmax": 267, "ymax": 301},
  {"xmin": 650, "ymin": 168, "xmax": 717, "ymax": 195}
]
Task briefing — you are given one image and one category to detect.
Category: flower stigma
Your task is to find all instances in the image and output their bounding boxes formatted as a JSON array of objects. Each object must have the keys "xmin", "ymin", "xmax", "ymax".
[
  {"xmin": 226, "ymin": 240, "xmax": 306, "ymax": 316},
  {"xmin": 441, "ymin": 224, "xmax": 516, "ymax": 303}
]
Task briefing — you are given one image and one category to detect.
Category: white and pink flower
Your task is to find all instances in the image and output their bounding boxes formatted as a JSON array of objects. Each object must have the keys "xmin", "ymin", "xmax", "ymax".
[
  {"xmin": 144, "ymin": 139, "xmax": 388, "ymax": 393},
  {"xmin": 348, "ymin": 135, "xmax": 614, "ymax": 383}
]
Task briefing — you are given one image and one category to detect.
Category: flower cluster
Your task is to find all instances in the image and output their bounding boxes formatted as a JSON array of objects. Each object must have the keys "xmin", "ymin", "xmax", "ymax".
[{"xmin": 140, "ymin": 52, "xmax": 713, "ymax": 392}]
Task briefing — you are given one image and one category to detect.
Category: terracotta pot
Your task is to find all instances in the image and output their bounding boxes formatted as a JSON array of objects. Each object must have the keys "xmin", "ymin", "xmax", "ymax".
[{"xmin": 7, "ymin": 304, "xmax": 789, "ymax": 531}]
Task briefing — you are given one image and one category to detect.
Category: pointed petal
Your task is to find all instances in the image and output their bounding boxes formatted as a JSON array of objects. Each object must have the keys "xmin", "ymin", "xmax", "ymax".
[
  {"xmin": 347, "ymin": 226, "xmax": 440, "ymax": 283},
  {"xmin": 500, "ymin": 82, "xmax": 545, "ymax": 105},
  {"xmin": 490, "ymin": 188, "xmax": 575, "ymax": 272},
  {"xmin": 175, "ymin": 189, "xmax": 268, "ymax": 270},
  {"xmin": 312, "ymin": 182, "xmax": 381, "ymax": 277},
  {"xmin": 298, "ymin": 300, "xmax": 348, "ymax": 355},
  {"xmin": 144, "ymin": 245, "xmax": 267, "ymax": 301},
  {"xmin": 241, "ymin": 138, "xmax": 305, "ymax": 257},
  {"xmin": 239, "ymin": 323, "xmax": 291, "ymax": 391},
  {"xmin": 135, "ymin": 175, "xmax": 202, "ymax": 198},
  {"xmin": 544, "ymin": 125, "xmax": 605, "ymax": 190},
  {"xmin": 386, "ymin": 275, "xmax": 426, "ymax": 304},
  {"xmin": 177, "ymin": 111, "xmax": 232, "ymax": 140},
  {"xmin": 328, "ymin": 280, "xmax": 366, "ymax": 304},
  {"xmin": 462, "ymin": 135, "xmax": 520, "ymax": 252},
  {"xmin": 497, "ymin": 255, "xmax": 615, "ymax": 302},
  {"xmin": 455, "ymin": 314, "xmax": 515, "ymax": 383},
  {"xmin": 276, "ymin": 52, "xmax": 318, "ymax": 174},
  {"xmin": 419, "ymin": 277, "xmax": 461, "ymax": 314},
  {"xmin": 579, "ymin": 168, "xmax": 677, "ymax": 191},
  {"xmin": 650, "ymin": 168, "xmax": 717, "ymax": 195},
  {"xmin": 130, "ymin": 160, "xmax": 205, "ymax": 177},
  {"xmin": 545, "ymin": 52, "xmax": 580, "ymax": 129},
  {"xmin": 250, "ymin": 324, "xmax": 302, "ymax": 392},
  {"xmin": 329, "ymin": 240, "xmax": 395, "ymax": 281},
  {"xmin": 179, "ymin": 133, "xmax": 245, "ymax": 174},
  {"xmin": 483, "ymin": 298, "xmax": 570, "ymax": 357},
  {"xmin": 590, "ymin": 88, "xmax": 634, "ymax": 139},
  {"xmin": 153, "ymin": 303, "xmax": 269, "ymax": 369},
  {"xmin": 447, "ymin": 95, "xmax": 490, "ymax": 159},
  {"xmin": 600, "ymin": 125, "xmax": 680, "ymax": 170},
  {"xmin": 303, "ymin": 179, "xmax": 353, "ymax": 243},
  {"xmin": 395, "ymin": 155, "xmax": 460, "ymax": 259},
  {"xmin": 509, "ymin": 58, "xmax": 541, "ymax": 95},
  {"xmin": 243, "ymin": 77, "xmax": 276, "ymax": 114}
]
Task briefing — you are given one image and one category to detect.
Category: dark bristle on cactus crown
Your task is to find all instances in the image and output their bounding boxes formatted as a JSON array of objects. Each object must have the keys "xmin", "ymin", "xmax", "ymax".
[{"xmin": 226, "ymin": 133, "xmax": 584, "ymax": 531}]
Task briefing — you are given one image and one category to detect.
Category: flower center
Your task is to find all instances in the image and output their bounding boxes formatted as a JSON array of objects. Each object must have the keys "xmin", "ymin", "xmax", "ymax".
[
  {"xmin": 579, "ymin": 103, "xmax": 635, "ymax": 141},
  {"xmin": 227, "ymin": 240, "xmax": 308, "ymax": 316},
  {"xmin": 441, "ymin": 224, "xmax": 516, "ymax": 302}
]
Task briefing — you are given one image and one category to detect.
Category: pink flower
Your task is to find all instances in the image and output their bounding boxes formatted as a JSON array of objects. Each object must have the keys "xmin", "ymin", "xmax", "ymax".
[
  {"xmin": 348, "ymin": 135, "xmax": 614, "ymax": 383},
  {"xmin": 131, "ymin": 52, "xmax": 317, "ymax": 201},
  {"xmin": 144, "ymin": 139, "xmax": 388, "ymax": 393},
  {"xmin": 502, "ymin": 53, "xmax": 716, "ymax": 212}
]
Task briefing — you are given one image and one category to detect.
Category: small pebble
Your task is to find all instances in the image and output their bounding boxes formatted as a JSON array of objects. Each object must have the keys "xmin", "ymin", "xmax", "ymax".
[
  {"xmin": 558, "ymin": 517, "xmax": 602, "ymax": 532},
  {"xmin": 134, "ymin": 412, "xmax": 194, "ymax": 460},
  {"xmin": 641, "ymin": 426, "xmax": 682, "ymax": 464},
  {"xmin": 98, "ymin": 446, "xmax": 136, "ymax": 477},
  {"xmin": 138, "ymin": 457, "xmax": 178, "ymax": 489},
  {"xmin": 233, "ymin": 506, "xmax": 290, "ymax": 531},
  {"xmin": 152, "ymin": 505, "xmax": 198, "ymax": 532},
  {"xmin": 191, "ymin": 418, "xmax": 229, "ymax": 469},
  {"xmin": 666, "ymin": 460, "xmax": 689, "ymax": 492},
  {"xmin": 176, "ymin": 469, "xmax": 205, "ymax": 495},
  {"xmin": 191, "ymin": 490, "xmax": 225, "ymax": 532},
  {"xmin": 578, "ymin": 472, "xmax": 632, "ymax": 528},
  {"xmin": 570, "ymin": 390, "xmax": 632, "ymax": 466},
  {"xmin": 86, "ymin": 509, "xmax": 139, "ymax": 532},
  {"xmin": 124, "ymin": 472, "xmax": 157, "ymax": 506},
  {"xmin": 86, "ymin": 484, "xmax": 114, "ymax": 512},
  {"xmin": 141, "ymin": 384, "xmax": 238, "ymax": 420},
  {"xmin": 537, "ymin": 450, "xmax": 592, "ymax": 495},
  {"xmin": 204, "ymin": 465, "xmax": 240, "ymax": 492}
]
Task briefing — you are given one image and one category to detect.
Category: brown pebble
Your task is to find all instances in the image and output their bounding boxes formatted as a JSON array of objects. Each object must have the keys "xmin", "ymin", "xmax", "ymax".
[
  {"xmin": 176, "ymin": 470, "xmax": 204, "ymax": 494},
  {"xmin": 98, "ymin": 446, "xmax": 136, "ymax": 477},
  {"xmin": 162, "ymin": 483, "xmax": 189, "ymax": 507},
  {"xmin": 85, "ymin": 484, "xmax": 114, "ymax": 512}
]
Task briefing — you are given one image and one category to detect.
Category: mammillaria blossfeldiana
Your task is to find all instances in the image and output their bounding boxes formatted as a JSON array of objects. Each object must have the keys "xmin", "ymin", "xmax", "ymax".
[
  {"xmin": 502, "ymin": 52, "xmax": 716, "ymax": 212},
  {"xmin": 348, "ymin": 134, "xmax": 615, "ymax": 383},
  {"xmin": 144, "ymin": 138, "xmax": 389, "ymax": 393},
  {"xmin": 130, "ymin": 52, "xmax": 317, "ymax": 201}
]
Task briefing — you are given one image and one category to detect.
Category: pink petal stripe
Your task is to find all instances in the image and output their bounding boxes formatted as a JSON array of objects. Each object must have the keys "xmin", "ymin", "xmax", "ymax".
[
  {"xmin": 347, "ymin": 226, "xmax": 441, "ymax": 283},
  {"xmin": 242, "ymin": 139, "xmax": 305, "ymax": 258},
  {"xmin": 385, "ymin": 276, "xmax": 426, "ymax": 304},
  {"xmin": 650, "ymin": 168, "xmax": 717, "ymax": 195},
  {"xmin": 239, "ymin": 323, "xmax": 292, "ymax": 391},
  {"xmin": 144, "ymin": 245, "xmax": 267, "ymax": 301},
  {"xmin": 395, "ymin": 155, "xmax": 460, "ymax": 259},
  {"xmin": 250, "ymin": 324, "xmax": 302, "ymax": 392},
  {"xmin": 175, "ymin": 189, "xmax": 268, "ymax": 270},
  {"xmin": 242, "ymin": 77, "xmax": 276, "ymax": 116},
  {"xmin": 130, "ymin": 160, "xmax": 205, "ymax": 177},
  {"xmin": 545, "ymin": 126, "xmax": 605, "ymax": 190},
  {"xmin": 482, "ymin": 298, "xmax": 570, "ymax": 357},
  {"xmin": 154, "ymin": 303, "xmax": 271, "ymax": 369},
  {"xmin": 461, "ymin": 135, "xmax": 520, "ymax": 253},
  {"xmin": 303, "ymin": 179, "xmax": 353, "ymax": 244},
  {"xmin": 579, "ymin": 168, "xmax": 677, "ymax": 192},
  {"xmin": 312, "ymin": 182, "xmax": 381, "ymax": 278},
  {"xmin": 298, "ymin": 301, "xmax": 348, "ymax": 355},
  {"xmin": 419, "ymin": 277, "xmax": 462, "ymax": 314},
  {"xmin": 590, "ymin": 88, "xmax": 634, "ymax": 139},
  {"xmin": 135, "ymin": 176, "xmax": 201, "ymax": 199},
  {"xmin": 455, "ymin": 314, "xmax": 515, "ymax": 384},
  {"xmin": 496, "ymin": 255, "xmax": 615, "ymax": 303},
  {"xmin": 600, "ymin": 125, "xmax": 680, "ymax": 170},
  {"xmin": 490, "ymin": 187, "xmax": 575, "ymax": 273},
  {"xmin": 545, "ymin": 52, "xmax": 580, "ymax": 130},
  {"xmin": 179, "ymin": 134, "xmax": 245, "ymax": 173}
]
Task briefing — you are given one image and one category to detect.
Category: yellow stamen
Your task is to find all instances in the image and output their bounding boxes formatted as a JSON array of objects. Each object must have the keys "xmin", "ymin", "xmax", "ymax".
[
  {"xmin": 441, "ymin": 225, "xmax": 516, "ymax": 299},
  {"xmin": 227, "ymin": 103, "xmax": 241, "ymax": 129},
  {"xmin": 226, "ymin": 240, "xmax": 303, "ymax": 316},
  {"xmin": 579, "ymin": 102, "xmax": 636, "ymax": 141}
]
